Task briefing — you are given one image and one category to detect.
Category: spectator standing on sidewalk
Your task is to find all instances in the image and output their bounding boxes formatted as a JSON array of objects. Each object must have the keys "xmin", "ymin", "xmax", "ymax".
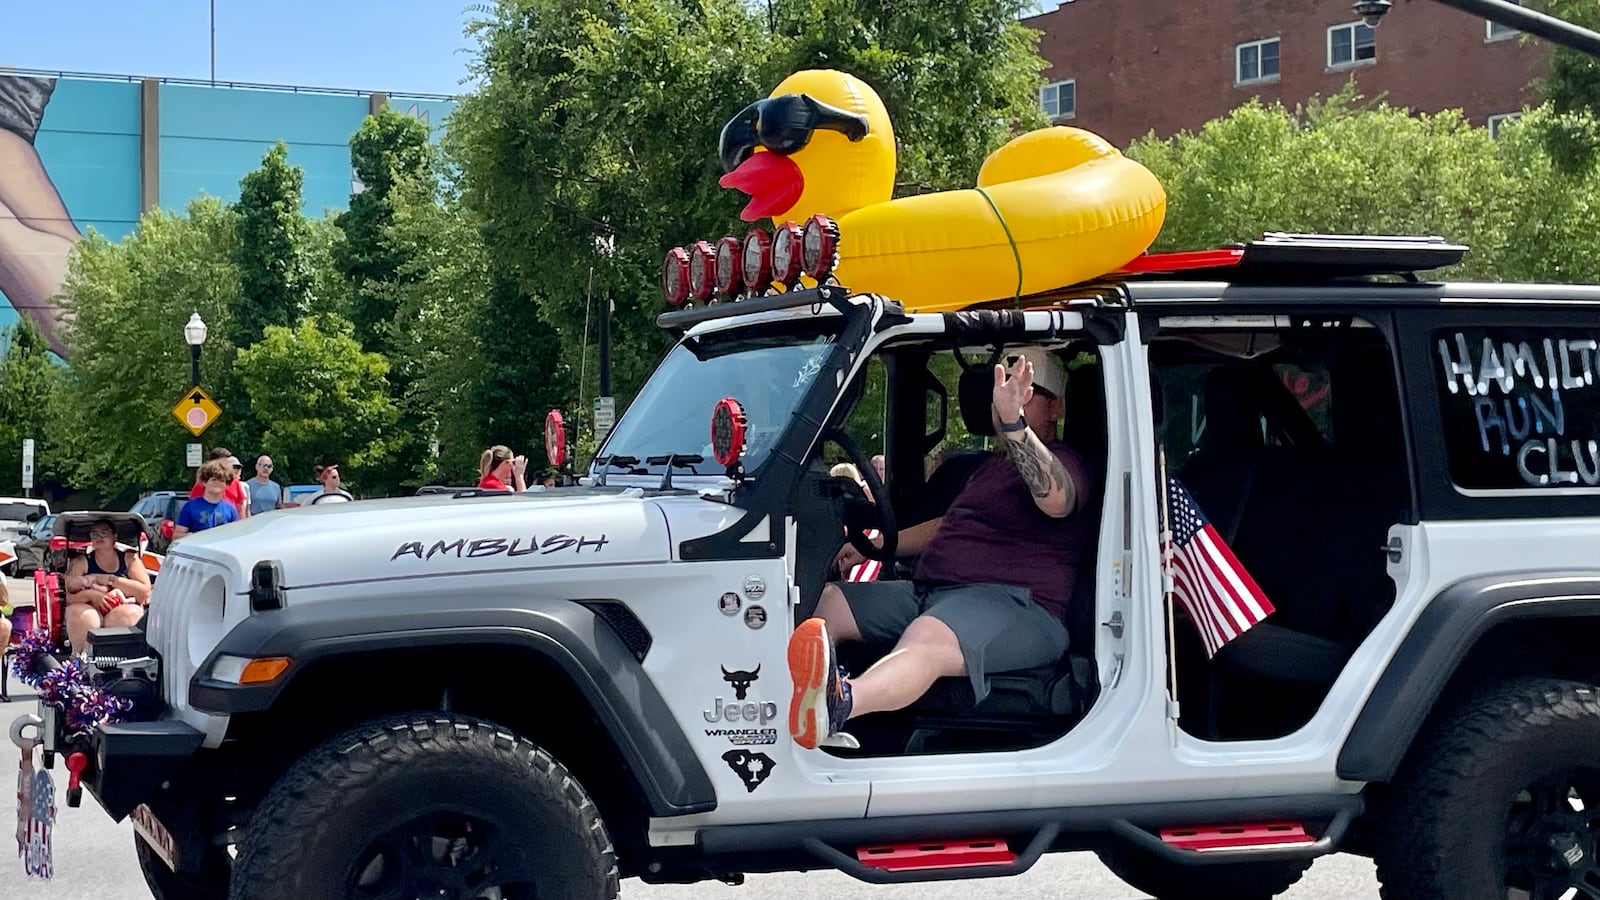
[
  {"xmin": 189, "ymin": 447, "xmax": 250, "ymax": 519},
  {"xmin": 174, "ymin": 460, "xmax": 242, "ymax": 538},
  {"xmin": 247, "ymin": 455, "xmax": 285, "ymax": 515}
]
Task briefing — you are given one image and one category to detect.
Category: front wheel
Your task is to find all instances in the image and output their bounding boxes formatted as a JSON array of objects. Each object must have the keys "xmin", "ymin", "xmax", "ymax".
[
  {"xmin": 229, "ymin": 713, "xmax": 619, "ymax": 900},
  {"xmin": 1374, "ymin": 677, "xmax": 1600, "ymax": 900}
]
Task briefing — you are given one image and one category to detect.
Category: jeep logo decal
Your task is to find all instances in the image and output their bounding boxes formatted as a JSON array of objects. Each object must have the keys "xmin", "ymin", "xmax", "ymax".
[
  {"xmin": 390, "ymin": 533, "xmax": 610, "ymax": 562},
  {"xmin": 704, "ymin": 697, "xmax": 778, "ymax": 726},
  {"xmin": 721, "ymin": 664, "xmax": 759, "ymax": 700}
]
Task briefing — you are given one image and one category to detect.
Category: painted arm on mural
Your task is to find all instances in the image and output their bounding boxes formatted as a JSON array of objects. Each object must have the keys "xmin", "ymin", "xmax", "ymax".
[{"xmin": 0, "ymin": 75, "xmax": 79, "ymax": 357}]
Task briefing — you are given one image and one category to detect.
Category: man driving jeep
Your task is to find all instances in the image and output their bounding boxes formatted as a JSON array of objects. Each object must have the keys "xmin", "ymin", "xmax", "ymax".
[{"xmin": 788, "ymin": 346, "xmax": 1098, "ymax": 750}]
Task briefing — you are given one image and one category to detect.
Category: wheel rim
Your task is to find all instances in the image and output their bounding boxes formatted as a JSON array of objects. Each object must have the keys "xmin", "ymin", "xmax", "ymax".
[
  {"xmin": 1504, "ymin": 768, "xmax": 1600, "ymax": 900},
  {"xmin": 346, "ymin": 811, "xmax": 537, "ymax": 900}
]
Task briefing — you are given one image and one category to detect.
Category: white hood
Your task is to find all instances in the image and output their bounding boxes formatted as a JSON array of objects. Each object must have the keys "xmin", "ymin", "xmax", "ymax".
[{"xmin": 167, "ymin": 489, "xmax": 673, "ymax": 589}]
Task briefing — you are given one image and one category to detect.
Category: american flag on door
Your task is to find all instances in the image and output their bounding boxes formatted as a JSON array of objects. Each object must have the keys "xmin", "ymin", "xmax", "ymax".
[{"xmin": 1162, "ymin": 475, "xmax": 1275, "ymax": 657}]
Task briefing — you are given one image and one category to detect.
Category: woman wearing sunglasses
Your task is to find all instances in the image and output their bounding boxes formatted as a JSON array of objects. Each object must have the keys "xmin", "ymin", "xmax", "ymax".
[
  {"xmin": 478, "ymin": 445, "xmax": 528, "ymax": 492},
  {"xmin": 63, "ymin": 518, "xmax": 152, "ymax": 653}
]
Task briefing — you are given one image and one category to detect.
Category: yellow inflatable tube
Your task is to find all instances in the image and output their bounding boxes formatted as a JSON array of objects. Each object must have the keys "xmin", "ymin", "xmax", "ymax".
[
  {"xmin": 717, "ymin": 70, "xmax": 1167, "ymax": 312},
  {"xmin": 833, "ymin": 128, "xmax": 1167, "ymax": 311}
]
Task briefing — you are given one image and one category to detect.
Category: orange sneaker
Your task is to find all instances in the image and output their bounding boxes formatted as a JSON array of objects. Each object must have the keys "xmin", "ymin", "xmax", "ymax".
[{"xmin": 787, "ymin": 617, "xmax": 857, "ymax": 750}]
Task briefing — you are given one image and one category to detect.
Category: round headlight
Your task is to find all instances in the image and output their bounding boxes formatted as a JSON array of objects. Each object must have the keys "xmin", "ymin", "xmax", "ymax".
[
  {"xmin": 661, "ymin": 247, "xmax": 690, "ymax": 307},
  {"xmin": 801, "ymin": 214, "xmax": 840, "ymax": 281},
  {"xmin": 688, "ymin": 241, "xmax": 716, "ymax": 302},
  {"xmin": 772, "ymin": 222, "xmax": 804, "ymax": 286},
  {"xmin": 741, "ymin": 229, "xmax": 772, "ymax": 293},
  {"xmin": 715, "ymin": 237, "xmax": 743, "ymax": 297}
]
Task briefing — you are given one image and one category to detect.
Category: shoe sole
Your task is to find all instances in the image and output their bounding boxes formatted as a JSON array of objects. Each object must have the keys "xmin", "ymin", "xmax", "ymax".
[{"xmin": 788, "ymin": 618, "xmax": 829, "ymax": 750}]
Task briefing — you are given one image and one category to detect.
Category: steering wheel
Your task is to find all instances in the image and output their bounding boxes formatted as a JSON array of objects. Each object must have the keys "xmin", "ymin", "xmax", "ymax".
[{"xmin": 824, "ymin": 429, "xmax": 899, "ymax": 563}]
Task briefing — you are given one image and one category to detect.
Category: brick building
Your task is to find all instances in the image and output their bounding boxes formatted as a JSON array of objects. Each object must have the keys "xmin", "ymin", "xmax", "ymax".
[{"xmin": 1023, "ymin": 0, "xmax": 1550, "ymax": 148}]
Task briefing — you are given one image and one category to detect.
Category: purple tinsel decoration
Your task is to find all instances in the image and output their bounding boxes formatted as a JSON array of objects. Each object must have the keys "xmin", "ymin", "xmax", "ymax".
[{"xmin": 12, "ymin": 630, "xmax": 132, "ymax": 741}]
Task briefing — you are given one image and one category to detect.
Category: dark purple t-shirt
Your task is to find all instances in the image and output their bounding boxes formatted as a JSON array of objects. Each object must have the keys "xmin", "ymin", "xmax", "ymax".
[{"xmin": 914, "ymin": 440, "xmax": 1096, "ymax": 623}]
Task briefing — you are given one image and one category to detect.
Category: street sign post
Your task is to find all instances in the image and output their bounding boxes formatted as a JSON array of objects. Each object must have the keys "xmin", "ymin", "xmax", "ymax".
[
  {"xmin": 171, "ymin": 386, "xmax": 222, "ymax": 437},
  {"xmin": 593, "ymin": 396, "xmax": 616, "ymax": 441},
  {"xmin": 21, "ymin": 437, "xmax": 34, "ymax": 495}
]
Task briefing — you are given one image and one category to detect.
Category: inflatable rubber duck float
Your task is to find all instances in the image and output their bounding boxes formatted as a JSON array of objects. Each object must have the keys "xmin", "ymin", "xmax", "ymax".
[{"xmin": 717, "ymin": 69, "xmax": 1167, "ymax": 311}]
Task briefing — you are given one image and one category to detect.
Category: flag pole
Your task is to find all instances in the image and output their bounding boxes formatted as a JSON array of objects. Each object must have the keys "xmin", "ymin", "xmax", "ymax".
[{"xmin": 1159, "ymin": 446, "xmax": 1180, "ymax": 742}]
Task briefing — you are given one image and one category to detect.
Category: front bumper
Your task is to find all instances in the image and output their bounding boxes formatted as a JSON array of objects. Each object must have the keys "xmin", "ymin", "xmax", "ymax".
[{"xmin": 12, "ymin": 706, "xmax": 204, "ymax": 821}]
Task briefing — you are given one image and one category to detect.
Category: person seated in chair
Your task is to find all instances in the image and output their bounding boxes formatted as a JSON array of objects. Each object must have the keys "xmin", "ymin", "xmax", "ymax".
[
  {"xmin": 788, "ymin": 347, "xmax": 1098, "ymax": 750},
  {"xmin": 63, "ymin": 518, "xmax": 152, "ymax": 654}
]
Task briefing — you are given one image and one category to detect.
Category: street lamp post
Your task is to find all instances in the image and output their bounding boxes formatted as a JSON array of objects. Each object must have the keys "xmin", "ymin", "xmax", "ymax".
[{"xmin": 184, "ymin": 312, "xmax": 208, "ymax": 387}]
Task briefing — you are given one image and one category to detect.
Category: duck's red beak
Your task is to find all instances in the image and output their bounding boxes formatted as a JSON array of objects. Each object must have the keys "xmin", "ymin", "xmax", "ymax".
[{"xmin": 719, "ymin": 151, "xmax": 804, "ymax": 222}]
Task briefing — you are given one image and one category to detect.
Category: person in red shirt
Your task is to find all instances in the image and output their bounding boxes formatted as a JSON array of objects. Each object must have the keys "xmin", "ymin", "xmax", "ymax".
[
  {"xmin": 477, "ymin": 445, "xmax": 528, "ymax": 492},
  {"xmin": 189, "ymin": 448, "xmax": 249, "ymax": 518}
]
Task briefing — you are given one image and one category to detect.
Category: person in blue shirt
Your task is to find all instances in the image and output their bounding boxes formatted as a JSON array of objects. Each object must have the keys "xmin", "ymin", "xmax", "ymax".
[{"xmin": 174, "ymin": 460, "xmax": 241, "ymax": 538}]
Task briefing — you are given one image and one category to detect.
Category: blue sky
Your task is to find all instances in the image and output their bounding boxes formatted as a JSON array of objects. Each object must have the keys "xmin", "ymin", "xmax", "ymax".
[{"xmin": 2, "ymin": 1, "xmax": 475, "ymax": 96}]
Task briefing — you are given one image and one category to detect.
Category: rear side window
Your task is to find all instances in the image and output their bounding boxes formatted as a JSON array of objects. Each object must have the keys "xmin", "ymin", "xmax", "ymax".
[{"xmin": 1433, "ymin": 327, "xmax": 1600, "ymax": 490}]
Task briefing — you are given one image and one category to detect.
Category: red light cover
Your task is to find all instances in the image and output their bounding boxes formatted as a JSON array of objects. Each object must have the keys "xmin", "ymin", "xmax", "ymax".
[
  {"xmin": 715, "ymin": 237, "xmax": 743, "ymax": 296},
  {"xmin": 772, "ymin": 222, "xmax": 804, "ymax": 285},
  {"xmin": 544, "ymin": 409, "xmax": 567, "ymax": 468},
  {"xmin": 801, "ymin": 214, "xmax": 840, "ymax": 280},
  {"xmin": 689, "ymin": 240, "xmax": 716, "ymax": 302},
  {"xmin": 710, "ymin": 397, "xmax": 747, "ymax": 468},
  {"xmin": 662, "ymin": 247, "xmax": 690, "ymax": 307},
  {"xmin": 742, "ymin": 229, "xmax": 773, "ymax": 292}
]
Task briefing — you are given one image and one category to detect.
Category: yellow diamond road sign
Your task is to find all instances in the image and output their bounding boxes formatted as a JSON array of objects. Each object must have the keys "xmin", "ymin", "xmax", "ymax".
[{"xmin": 172, "ymin": 386, "xmax": 222, "ymax": 437}]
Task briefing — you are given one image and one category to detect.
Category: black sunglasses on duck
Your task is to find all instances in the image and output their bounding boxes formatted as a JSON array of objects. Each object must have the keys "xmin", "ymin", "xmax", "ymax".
[{"xmin": 718, "ymin": 93, "xmax": 870, "ymax": 174}]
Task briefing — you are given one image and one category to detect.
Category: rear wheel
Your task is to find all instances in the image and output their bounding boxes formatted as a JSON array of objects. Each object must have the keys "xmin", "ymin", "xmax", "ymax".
[
  {"xmin": 1096, "ymin": 844, "xmax": 1310, "ymax": 899},
  {"xmin": 229, "ymin": 713, "xmax": 619, "ymax": 900},
  {"xmin": 1374, "ymin": 677, "xmax": 1600, "ymax": 900}
]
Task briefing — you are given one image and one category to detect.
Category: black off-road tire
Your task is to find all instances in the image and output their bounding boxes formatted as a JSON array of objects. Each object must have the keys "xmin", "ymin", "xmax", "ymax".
[
  {"xmin": 1374, "ymin": 677, "xmax": 1600, "ymax": 900},
  {"xmin": 1096, "ymin": 844, "xmax": 1311, "ymax": 899},
  {"xmin": 229, "ymin": 713, "xmax": 619, "ymax": 900},
  {"xmin": 135, "ymin": 833, "xmax": 230, "ymax": 900}
]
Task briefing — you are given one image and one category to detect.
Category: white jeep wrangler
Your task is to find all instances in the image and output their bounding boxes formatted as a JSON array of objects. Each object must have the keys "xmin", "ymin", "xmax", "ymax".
[{"xmin": 13, "ymin": 232, "xmax": 1600, "ymax": 900}]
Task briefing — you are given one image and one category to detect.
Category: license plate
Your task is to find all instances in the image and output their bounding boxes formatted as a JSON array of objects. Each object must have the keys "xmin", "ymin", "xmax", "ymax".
[{"xmin": 131, "ymin": 804, "xmax": 178, "ymax": 871}]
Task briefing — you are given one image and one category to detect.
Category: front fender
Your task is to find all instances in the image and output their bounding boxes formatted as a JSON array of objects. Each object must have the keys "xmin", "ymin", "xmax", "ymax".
[
  {"xmin": 1337, "ymin": 571, "xmax": 1600, "ymax": 783},
  {"xmin": 187, "ymin": 596, "xmax": 715, "ymax": 816}
]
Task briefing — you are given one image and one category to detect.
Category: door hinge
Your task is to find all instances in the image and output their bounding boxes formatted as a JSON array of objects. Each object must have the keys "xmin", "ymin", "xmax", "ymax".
[
  {"xmin": 1102, "ymin": 610, "xmax": 1125, "ymax": 639},
  {"xmin": 1381, "ymin": 535, "xmax": 1403, "ymax": 564}
]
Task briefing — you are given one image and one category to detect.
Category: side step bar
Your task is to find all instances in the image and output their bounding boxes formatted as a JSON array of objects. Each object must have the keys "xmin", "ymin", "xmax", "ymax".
[
  {"xmin": 1110, "ymin": 805, "xmax": 1356, "ymax": 865},
  {"xmin": 803, "ymin": 825, "xmax": 1060, "ymax": 884}
]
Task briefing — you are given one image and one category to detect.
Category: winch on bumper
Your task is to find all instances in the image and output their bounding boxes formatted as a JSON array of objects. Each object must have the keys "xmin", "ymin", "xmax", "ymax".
[{"xmin": 9, "ymin": 626, "xmax": 204, "ymax": 822}]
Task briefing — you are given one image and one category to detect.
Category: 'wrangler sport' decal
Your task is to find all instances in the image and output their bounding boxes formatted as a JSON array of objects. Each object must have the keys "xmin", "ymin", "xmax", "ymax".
[{"xmin": 391, "ymin": 534, "xmax": 610, "ymax": 562}]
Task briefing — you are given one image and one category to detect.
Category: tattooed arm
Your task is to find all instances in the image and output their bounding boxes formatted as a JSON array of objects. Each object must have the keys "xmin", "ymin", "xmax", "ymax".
[{"xmin": 992, "ymin": 356, "xmax": 1077, "ymax": 518}]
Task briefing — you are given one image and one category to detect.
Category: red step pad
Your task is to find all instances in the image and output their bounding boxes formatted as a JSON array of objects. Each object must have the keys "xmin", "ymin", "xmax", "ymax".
[
  {"xmin": 1160, "ymin": 822, "xmax": 1313, "ymax": 852},
  {"xmin": 856, "ymin": 838, "xmax": 1015, "ymax": 872}
]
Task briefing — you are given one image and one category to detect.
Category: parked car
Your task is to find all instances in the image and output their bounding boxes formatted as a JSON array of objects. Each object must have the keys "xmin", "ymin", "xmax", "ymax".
[
  {"xmin": 0, "ymin": 497, "xmax": 50, "ymax": 544},
  {"xmin": 10, "ymin": 513, "xmax": 57, "ymax": 575},
  {"xmin": 129, "ymin": 491, "xmax": 185, "ymax": 554}
]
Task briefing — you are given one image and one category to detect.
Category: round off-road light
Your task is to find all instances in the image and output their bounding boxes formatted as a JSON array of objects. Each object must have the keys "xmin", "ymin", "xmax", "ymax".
[
  {"xmin": 715, "ymin": 237, "xmax": 743, "ymax": 297},
  {"xmin": 710, "ymin": 397, "xmax": 748, "ymax": 468},
  {"xmin": 772, "ymin": 222, "xmax": 804, "ymax": 286},
  {"xmin": 801, "ymin": 214, "xmax": 840, "ymax": 281},
  {"xmin": 742, "ymin": 229, "xmax": 773, "ymax": 293},
  {"xmin": 544, "ymin": 409, "xmax": 567, "ymax": 468},
  {"xmin": 688, "ymin": 240, "xmax": 716, "ymax": 303},
  {"xmin": 662, "ymin": 248, "xmax": 690, "ymax": 307}
]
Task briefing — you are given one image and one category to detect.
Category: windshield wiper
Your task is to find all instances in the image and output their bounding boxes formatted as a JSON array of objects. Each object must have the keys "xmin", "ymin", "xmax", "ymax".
[
  {"xmin": 593, "ymin": 454, "xmax": 642, "ymax": 486},
  {"xmin": 645, "ymin": 454, "xmax": 704, "ymax": 491}
]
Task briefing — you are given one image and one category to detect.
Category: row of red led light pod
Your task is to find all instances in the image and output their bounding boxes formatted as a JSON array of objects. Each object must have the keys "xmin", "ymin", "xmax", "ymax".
[{"xmin": 662, "ymin": 214, "xmax": 841, "ymax": 307}]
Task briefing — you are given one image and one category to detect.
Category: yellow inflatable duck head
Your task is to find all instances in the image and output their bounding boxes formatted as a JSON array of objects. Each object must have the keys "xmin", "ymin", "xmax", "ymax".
[{"xmin": 717, "ymin": 69, "xmax": 896, "ymax": 225}]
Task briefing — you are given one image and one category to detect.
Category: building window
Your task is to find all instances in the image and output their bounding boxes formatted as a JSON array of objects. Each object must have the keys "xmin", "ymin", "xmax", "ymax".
[
  {"xmin": 1328, "ymin": 21, "xmax": 1377, "ymax": 68},
  {"xmin": 1236, "ymin": 38, "xmax": 1281, "ymax": 85},
  {"xmin": 1040, "ymin": 79, "xmax": 1076, "ymax": 120},
  {"xmin": 1488, "ymin": 0, "xmax": 1520, "ymax": 41},
  {"xmin": 1487, "ymin": 112, "xmax": 1523, "ymax": 139}
]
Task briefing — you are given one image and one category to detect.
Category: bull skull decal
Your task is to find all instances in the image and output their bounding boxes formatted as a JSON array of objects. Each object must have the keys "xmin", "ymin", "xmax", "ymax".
[{"xmin": 722, "ymin": 664, "xmax": 761, "ymax": 700}]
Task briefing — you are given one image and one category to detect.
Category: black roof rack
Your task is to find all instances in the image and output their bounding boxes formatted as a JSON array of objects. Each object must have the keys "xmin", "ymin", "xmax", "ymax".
[{"xmin": 1119, "ymin": 232, "xmax": 1470, "ymax": 283}]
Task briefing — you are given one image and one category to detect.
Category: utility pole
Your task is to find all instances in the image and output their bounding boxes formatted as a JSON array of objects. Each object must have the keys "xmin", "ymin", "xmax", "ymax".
[{"xmin": 210, "ymin": 0, "xmax": 217, "ymax": 83}]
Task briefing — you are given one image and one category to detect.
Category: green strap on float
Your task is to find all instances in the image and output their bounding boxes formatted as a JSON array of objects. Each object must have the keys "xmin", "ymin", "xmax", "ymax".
[{"xmin": 975, "ymin": 186, "xmax": 1023, "ymax": 304}]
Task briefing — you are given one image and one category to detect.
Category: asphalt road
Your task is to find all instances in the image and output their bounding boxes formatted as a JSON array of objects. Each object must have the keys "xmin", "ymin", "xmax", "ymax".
[{"xmin": 0, "ymin": 573, "xmax": 1383, "ymax": 899}]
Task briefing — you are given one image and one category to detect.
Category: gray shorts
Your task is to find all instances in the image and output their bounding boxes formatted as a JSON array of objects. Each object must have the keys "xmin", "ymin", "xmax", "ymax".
[{"xmin": 837, "ymin": 580, "xmax": 1069, "ymax": 703}]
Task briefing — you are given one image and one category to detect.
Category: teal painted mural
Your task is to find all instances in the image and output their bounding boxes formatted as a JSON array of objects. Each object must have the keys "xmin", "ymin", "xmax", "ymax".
[{"xmin": 0, "ymin": 72, "xmax": 455, "ymax": 357}]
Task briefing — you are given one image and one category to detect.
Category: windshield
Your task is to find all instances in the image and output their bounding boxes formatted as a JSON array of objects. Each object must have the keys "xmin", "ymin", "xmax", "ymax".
[{"xmin": 597, "ymin": 321, "xmax": 842, "ymax": 475}]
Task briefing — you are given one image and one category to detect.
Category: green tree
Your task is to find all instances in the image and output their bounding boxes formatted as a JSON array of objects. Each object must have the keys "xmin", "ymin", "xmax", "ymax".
[
  {"xmin": 0, "ymin": 318, "xmax": 64, "ymax": 495},
  {"xmin": 233, "ymin": 142, "xmax": 315, "ymax": 346},
  {"xmin": 54, "ymin": 198, "xmax": 244, "ymax": 500},
  {"xmin": 233, "ymin": 316, "xmax": 399, "ymax": 489}
]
